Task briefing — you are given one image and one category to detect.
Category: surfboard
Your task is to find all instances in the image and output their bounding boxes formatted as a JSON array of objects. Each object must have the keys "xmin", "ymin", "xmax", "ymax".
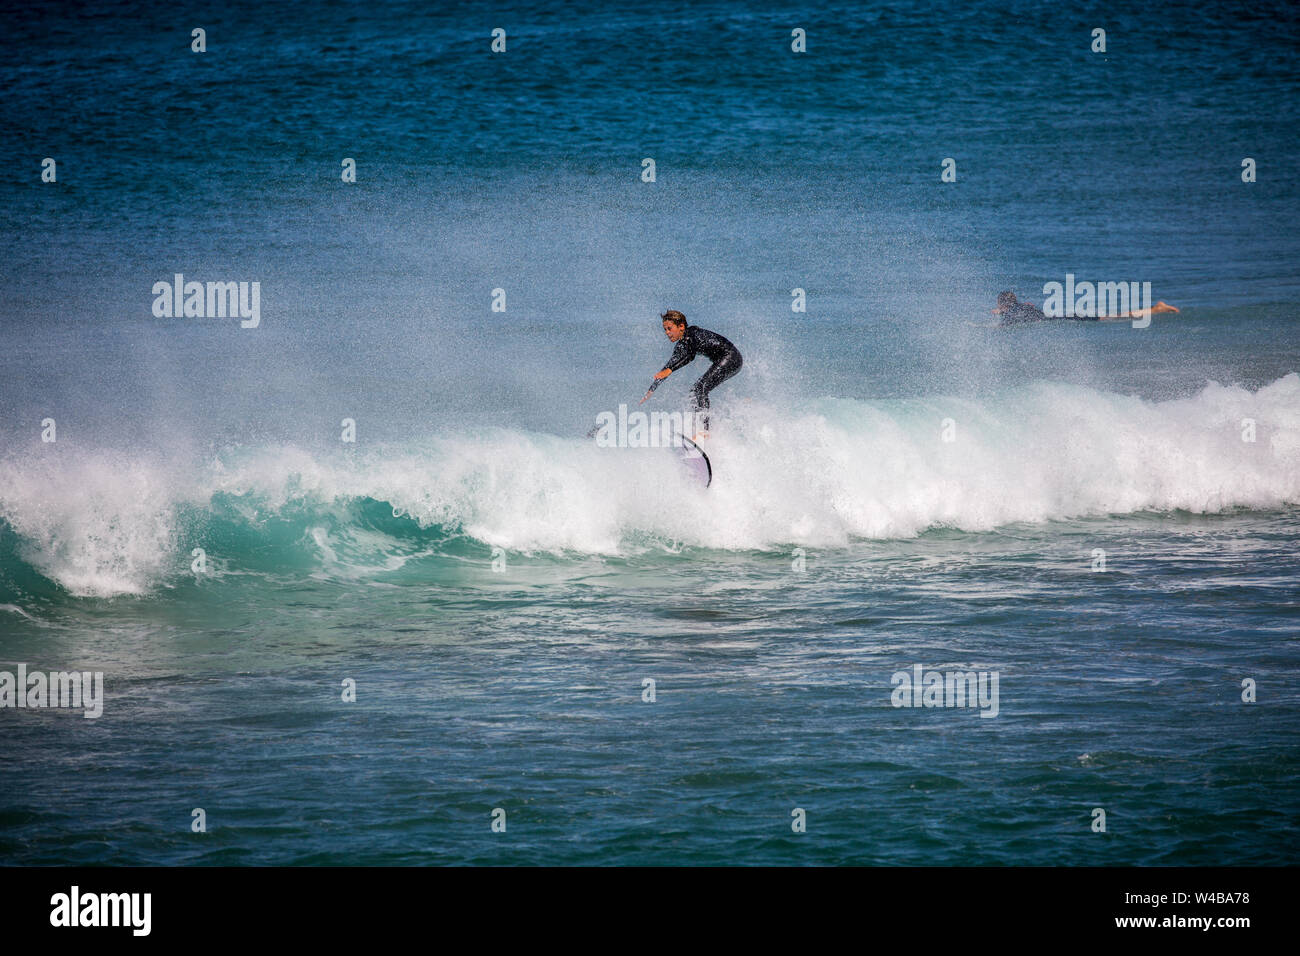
[{"xmin": 676, "ymin": 436, "xmax": 712, "ymax": 487}]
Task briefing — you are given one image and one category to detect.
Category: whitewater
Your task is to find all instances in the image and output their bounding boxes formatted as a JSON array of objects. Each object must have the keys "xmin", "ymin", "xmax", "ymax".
[{"xmin": 2, "ymin": 375, "xmax": 1296, "ymax": 599}]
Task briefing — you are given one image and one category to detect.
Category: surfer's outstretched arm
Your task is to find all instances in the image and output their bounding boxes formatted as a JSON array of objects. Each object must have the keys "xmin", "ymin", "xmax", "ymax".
[
  {"xmin": 643, "ymin": 312, "xmax": 697, "ymax": 402},
  {"xmin": 640, "ymin": 367, "xmax": 672, "ymax": 404}
]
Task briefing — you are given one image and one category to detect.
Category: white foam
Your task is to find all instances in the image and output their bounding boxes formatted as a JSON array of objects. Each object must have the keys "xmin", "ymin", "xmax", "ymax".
[
  {"xmin": 2, "ymin": 375, "xmax": 1297, "ymax": 596},
  {"xmin": 0, "ymin": 451, "xmax": 194, "ymax": 597}
]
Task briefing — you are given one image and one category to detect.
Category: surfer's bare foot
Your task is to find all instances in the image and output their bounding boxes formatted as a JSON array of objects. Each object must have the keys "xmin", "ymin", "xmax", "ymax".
[
  {"xmin": 1153, "ymin": 301, "xmax": 1179, "ymax": 314},
  {"xmin": 692, "ymin": 432, "xmax": 709, "ymax": 441}
]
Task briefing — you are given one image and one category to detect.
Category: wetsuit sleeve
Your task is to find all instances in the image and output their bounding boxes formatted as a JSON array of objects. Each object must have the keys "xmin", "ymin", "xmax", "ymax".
[
  {"xmin": 648, "ymin": 336, "xmax": 694, "ymax": 393},
  {"xmin": 663, "ymin": 338, "xmax": 693, "ymax": 372}
]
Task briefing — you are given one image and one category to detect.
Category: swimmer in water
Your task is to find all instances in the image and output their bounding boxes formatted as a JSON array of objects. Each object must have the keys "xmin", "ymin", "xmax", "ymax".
[
  {"xmin": 640, "ymin": 310, "xmax": 743, "ymax": 438},
  {"xmin": 993, "ymin": 290, "xmax": 1179, "ymax": 325}
]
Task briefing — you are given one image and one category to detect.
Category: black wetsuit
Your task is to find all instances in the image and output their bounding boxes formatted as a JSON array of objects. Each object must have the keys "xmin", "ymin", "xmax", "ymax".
[
  {"xmin": 998, "ymin": 301, "xmax": 1047, "ymax": 325},
  {"xmin": 648, "ymin": 325, "xmax": 743, "ymax": 428}
]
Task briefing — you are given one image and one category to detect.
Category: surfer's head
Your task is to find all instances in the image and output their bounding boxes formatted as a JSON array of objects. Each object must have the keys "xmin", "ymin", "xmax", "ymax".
[
  {"xmin": 995, "ymin": 291, "xmax": 1018, "ymax": 314},
  {"xmin": 661, "ymin": 310, "xmax": 687, "ymax": 342}
]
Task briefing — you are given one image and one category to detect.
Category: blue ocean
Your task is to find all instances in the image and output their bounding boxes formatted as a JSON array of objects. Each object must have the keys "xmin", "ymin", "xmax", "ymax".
[{"xmin": 1, "ymin": 0, "xmax": 1297, "ymax": 865}]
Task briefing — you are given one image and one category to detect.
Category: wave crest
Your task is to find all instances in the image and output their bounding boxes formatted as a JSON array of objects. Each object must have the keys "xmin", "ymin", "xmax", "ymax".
[{"xmin": 1, "ymin": 375, "xmax": 1297, "ymax": 597}]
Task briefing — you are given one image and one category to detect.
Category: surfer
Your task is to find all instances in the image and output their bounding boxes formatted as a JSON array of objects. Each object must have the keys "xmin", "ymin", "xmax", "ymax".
[
  {"xmin": 992, "ymin": 292, "xmax": 1053, "ymax": 325},
  {"xmin": 640, "ymin": 310, "xmax": 743, "ymax": 436},
  {"xmin": 993, "ymin": 290, "xmax": 1179, "ymax": 325}
]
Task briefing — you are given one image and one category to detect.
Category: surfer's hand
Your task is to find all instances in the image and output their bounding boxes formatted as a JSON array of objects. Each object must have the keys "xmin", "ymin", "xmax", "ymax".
[{"xmin": 639, "ymin": 390, "xmax": 653, "ymax": 404}]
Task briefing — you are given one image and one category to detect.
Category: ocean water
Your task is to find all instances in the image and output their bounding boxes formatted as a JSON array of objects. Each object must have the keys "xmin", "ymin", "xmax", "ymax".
[{"xmin": 1, "ymin": 0, "xmax": 1298, "ymax": 865}]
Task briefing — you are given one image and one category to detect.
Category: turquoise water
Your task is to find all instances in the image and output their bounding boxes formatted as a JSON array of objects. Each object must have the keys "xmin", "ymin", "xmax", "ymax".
[{"xmin": 1, "ymin": 0, "xmax": 1298, "ymax": 865}]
